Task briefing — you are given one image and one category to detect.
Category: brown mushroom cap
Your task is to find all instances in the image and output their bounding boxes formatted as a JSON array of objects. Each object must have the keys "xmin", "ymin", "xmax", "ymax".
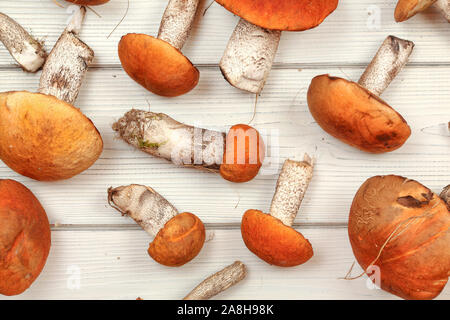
[
  {"xmin": 307, "ymin": 75, "xmax": 411, "ymax": 153},
  {"xmin": 395, "ymin": 0, "xmax": 436, "ymax": 22},
  {"xmin": 118, "ymin": 34, "xmax": 199, "ymax": 97},
  {"xmin": 215, "ymin": 0, "xmax": 338, "ymax": 31},
  {"xmin": 0, "ymin": 91, "xmax": 103, "ymax": 181},
  {"xmin": 349, "ymin": 175, "xmax": 450, "ymax": 300},
  {"xmin": 241, "ymin": 209, "xmax": 313, "ymax": 267},
  {"xmin": 65, "ymin": 0, "xmax": 110, "ymax": 5},
  {"xmin": 148, "ymin": 212, "xmax": 205, "ymax": 267},
  {"xmin": 0, "ymin": 179, "xmax": 51, "ymax": 296}
]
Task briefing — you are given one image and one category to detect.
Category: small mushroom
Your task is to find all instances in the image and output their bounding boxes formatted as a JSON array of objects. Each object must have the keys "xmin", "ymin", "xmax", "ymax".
[
  {"xmin": 0, "ymin": 6, "xmax": 103, "ymax": 181},
  {"xmin": 113, "ymin": 109, "xmax": 265, "ymax": 183},
  {"xmin": 0, "ymin": 12, "xmax": 46, "ymax": 72},
  {"xmin": 118, "ymin": 0, "xmax": 200, "ymax": 97},
  {"xmin": 216, "ymin": 0, "xmax": 339, "ymax": 93},
  {"xmin": 108, "ymin": 184, "xmax": 206, "ymax": 267},
  {"xmin": 66, "ymin": 0, "xmax": 110, "ymax": 5},
  {"xmin": 241, "ymin": 156, "xmax": 314, "ymax": 267},
  {"xmin": 348, "ymin": 175, "xmax": 450, "ymax": 300},
  {"xmin": 307, "ymin": 36, "xmax": 413, "ymax": 153},
  {"xmin": 184, "ymin": 261, "xmax": 247, "ymax": 300},
  {"xmin": 0, "ymin": 179, "xmax": 51, "ymax": 296},
  {"xmin": 395, "ymin": 0, "xmax": 450, "ymax": 22}
]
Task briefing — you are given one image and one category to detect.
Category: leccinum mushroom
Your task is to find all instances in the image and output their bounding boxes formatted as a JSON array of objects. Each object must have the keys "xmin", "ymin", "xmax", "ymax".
[
  {"xmin": 216, "ymin": 0, "xmax": 339, "ymax": 94},
  {"xmin": 0, "ymin": 6, "xmax": 103, "ymax": 181},
  {"xmin": 113, "ymin": 109, "xmax": 265, "ymax": 183},
  {"xmin": 118, "ymin": 0, "xmax": 200, "ymax": 97},
  {"xmin": 241, "ymin": 156, "xmax": 314, "ymax": 267},
  {"xmin": 184, "ymin": 261, "xmax": 247, "ymax": 300},
  {"xmin": 395, "ymin": 0, "xmax": 450, "ymax": 22},
  {"xmin": 349, "ymin": 175, "xmax": 449, "ymax": 300},
  {"xmin": 0, "ymin": 12, "xmax": 46, "ymax": 72},
  {"xmin": 307, "ymin": 36, "xmax": 413, "ymax": 153},
  {"xmin": 108, "ymin": 184, "xmax": 206, "ymax": 267}
]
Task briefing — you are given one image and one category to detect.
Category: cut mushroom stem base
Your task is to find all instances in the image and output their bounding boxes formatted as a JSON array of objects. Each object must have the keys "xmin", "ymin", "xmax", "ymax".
[{"xmin": 435, "ymin": 0, "xmax": 450, "ymax": 21}]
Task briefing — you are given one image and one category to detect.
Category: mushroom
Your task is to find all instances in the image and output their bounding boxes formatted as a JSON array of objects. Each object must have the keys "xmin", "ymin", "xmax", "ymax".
[
  {"xmin": 216, "ymin": 0, "xmax": 339, "ymax": 93},
  {"xmin": 66, "ymin": 0, "xmax": 110, "ymax": 5},
  {"xmin": 0, "ymin": 12, "xmax": 46, "ymax": 72},
  {"xmin": 241, "ymin": 156, "xmax": 314, "ymax": 267},
  {"xmin": 349, "ymin": 175, "xmax": 450, "ymax": 300},
  {"xmin": 118, "ymin": 0, "xmax": 201, "ymax": 97},
  {"xmin": 108, "ymin": 184, "xmax": 206, "ymax": 267},
  {"xmin": 184, "ymin": 261, "xmax": 247, "ymax": 300},
  {"xmin": 0, "ymin": 179, "xmax": 51, "ymax": 296},
  {"xmin": 395, "ymin": 0, "xmax": 450, "ymax": 22},
  {"xmin": 0, "ymin": 6, "xmax": 103, "ymax": 181},
  {"xmin": 307, "ymin": 36, "xmax": 413, "ymax": 153},
  {"xmin": 113, "ymin": 109, "xmax": 265, "ymax": 183}
]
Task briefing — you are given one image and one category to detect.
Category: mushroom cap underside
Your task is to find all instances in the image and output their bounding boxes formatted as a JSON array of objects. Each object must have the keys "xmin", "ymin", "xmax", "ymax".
[{"xmin": 395, "ymin": 0, "xmax": 436, "ymax": 22}]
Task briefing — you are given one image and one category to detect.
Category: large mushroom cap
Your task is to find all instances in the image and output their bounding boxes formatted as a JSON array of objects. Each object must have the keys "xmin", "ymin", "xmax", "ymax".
[
  {"xmin": 66, "ymin": 0, "xmax": 110, "ymax": 5},
  {"xmin": 241, "ymin": 209, "xmax": 313, "ymax": 267},
  {"xmin": 0, "ymin": 91, "xmax": 103, "ymax": 181},
  {"xmin": 118, "ymin": 34, "xmax": 199, "ymax": 97},
  {"xmin": 215, "ymin": 0, "xmax": 339, "ymax": 31},
  {"xmin": 0, "ymin": 180, "xmax": 51, "ymax": 296},
  {"xmin": 307, "ymin": 75, "xmax": 411, "ymax": 153},
  {"xmin": 349, "ymin": 175, "xmax": 450, "ymax": 300},
  {"xmin": 395, "ymin": 0, "xmax": 436, "ymax": 22},
  {"xmin": 148, "ymin": 212, "xmax": 205, "ymax": 267}
]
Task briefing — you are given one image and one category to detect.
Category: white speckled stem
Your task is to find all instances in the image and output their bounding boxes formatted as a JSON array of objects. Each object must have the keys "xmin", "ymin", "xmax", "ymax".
[
  {"xmin": 435, "ymin": 0, "xmax": 450, "ymax": 21},
  {"xmin": 184, "ymin": 261, "xmax": 247, "ymax": 300},
  {"xmin": 220, "ymin": 19, "xmax": 281, "ymax": 94},
  {"xmin": 38, "ymin": 6, "xmax": 93, "ymax": 105},
  {"xmin": 108, "ymin": 184, "xmax": 179, "ymax": 236},
  {"xmin": 157, "ymin": 0, "xmax": 200, "ymax": 50},
  {"xmin": 440, "ymin": 185, "xmax": 450, "ymax": 207},
  {"xmin": 269, "ymin": 155, "xmax": 314, "ymax": 227},
  {"xmin": 0, "ymin": 12, "xmax": 46, "ymax": 72},
  {"xmin": 358, "ymin": 35, "xmax": 414, "ymax": 96}
]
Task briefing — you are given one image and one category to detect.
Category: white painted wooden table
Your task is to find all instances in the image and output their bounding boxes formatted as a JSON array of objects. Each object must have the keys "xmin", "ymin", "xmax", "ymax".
[{"xmin": 0, "ymin": 0, "xmax": 449, "ymax": 300}]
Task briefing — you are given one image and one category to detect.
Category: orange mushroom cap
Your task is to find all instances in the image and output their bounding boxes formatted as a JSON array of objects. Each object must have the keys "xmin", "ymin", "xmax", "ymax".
[
  {"xmin": 118, "ymin": 34, "xmax": 200, "ymax": 97},
  {"xmin": 395, "ymin": 0, "xmax": 436, "ymax": 22},
  {"xmin": 215, "ymin": 0, "xmax": 339, "ymax": 31},
  {"xmin": 0, "ymin": 91, "xmax": 103, "ymax": 181},
  {"xmin": 65, "ymin": 0, "xmax": 110, "ymax": 5},
  {"xmin": 241, "ymin": 209, "xmax": 313, "ymax": 267},
  {"xmin": 220, "ymin": 124, "xmax": 265, "ymax": 183},
  {"xmin": 0, "ymin": 180, "xmax": 51, "ymax": 296},
  {"xmin": 148, "ymin": 212, "xmax": 205, "ymax": 267},
  {"xmin": 307, "ymin": 75, "xmax": 411, "ymax": 153}
]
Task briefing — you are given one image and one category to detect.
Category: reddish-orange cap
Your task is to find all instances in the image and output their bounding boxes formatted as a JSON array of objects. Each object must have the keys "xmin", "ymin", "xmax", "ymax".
[{"xmin": 394, "ymin": 0, "xmax": 436, "ymax": 22}]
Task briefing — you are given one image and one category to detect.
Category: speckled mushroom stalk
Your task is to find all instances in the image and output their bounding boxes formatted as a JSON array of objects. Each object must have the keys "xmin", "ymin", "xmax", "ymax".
[
  {"xmin": 441, "ymin": 185, "xmax": 450, "ymax": 207},
  {"xmin": 184, "ymin": 261, "xmax": 247, "ymax": 300},
  {"xmin": 0, "ymin": 13, "xmax": 46, "ymax": 72},
  {"xmin": 108, "ymin": 184, "xmax": 206, "ymax": 267},
  {"xmin": 395, "ymin": 0, "xmax": 450, "ymax": 22}
]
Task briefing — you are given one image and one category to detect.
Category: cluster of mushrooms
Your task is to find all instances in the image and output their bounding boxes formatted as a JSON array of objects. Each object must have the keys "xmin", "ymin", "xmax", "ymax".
[{"xmin": 0, "ymin": 0, "xmax": 448, "ymax": 301}]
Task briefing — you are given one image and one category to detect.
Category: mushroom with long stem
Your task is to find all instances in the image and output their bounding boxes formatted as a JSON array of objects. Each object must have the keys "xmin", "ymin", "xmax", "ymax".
[
  {"xmin": 0, "ymin": 6, "xmax": 103, "ymax": 181},
  {"xmin": 241, "ymin": 156, "xmax": 314, "ymax": 267},
  {"xmin": 307, "ymin": 36, "xmax": 413, "ymax": 153},
  {"xmin": 118, "ymin": 0, "xmax": 201, "ymax": 97},
  {"xmin": 395, "ymin": 0, "xmax": 450, "ymax": 22},
  {"xmin": 216, "ymin": 0, "xmax": 339, "ymax": 94}
]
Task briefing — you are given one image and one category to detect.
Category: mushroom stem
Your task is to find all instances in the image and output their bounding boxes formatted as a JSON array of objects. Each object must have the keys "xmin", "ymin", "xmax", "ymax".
[
  {"xmin": 440, "ymin": 185, "xmax": 450, "ymax": 207},
  {"xmin": 435, "ymin": 0, "xmax": 450, "ymax": 21},
  {"xmin": 112, "ymin": 109, "xmax": 225, "ymax": 172},
  {"xmin": 0, "ymin": 13, "xmax": 46, "ymax": 72},
  {"xmin": 183, "ymin": 261, "xmax": 247, "ymax": 300},
  {"xmin": 38, "ymin": 6, "xmax": 94, "ymax": 105},
  {"xmin": 108, "ymin": 185, "xmax": 178, "ymax": 236},
  {"xmin": 269, "ymin": 155, "xmax": 314, "ymax": 227},
  {"xmin": 220, "ymin": 19, "xmax": 281, "ymax": 94},
  {"xmin": 358, "ymin": 36, "xmax": 414, "ymax": 97},
  {"xmin": 157, "ymin": 0, "xmax": 200, "ymax": 50}
]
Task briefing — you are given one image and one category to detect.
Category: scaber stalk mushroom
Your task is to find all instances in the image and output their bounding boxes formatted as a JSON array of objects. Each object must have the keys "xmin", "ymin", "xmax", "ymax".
[
  {"xmin": 184, "ymin": 261, "xmax": 247, "ymax": 300},
  {"xmin": 349, "ymin": 175, "xmax": 450, "ymax": 300},
  {"xmin": 216, "ymin": 0, "xmax": 339, "ymax": 94},
  {"xmin": 0, "ymin": 6, "xmax": 103, "ymax": 181},
  {"xmin": 307, "ymin": 36, "xmax": 413, "ymax": 153},
  {"xmin": 108, "ymin": 184, "xmax": 206, "ymax": 267},
  {"xmin": 0, "ymin": 12, "xmax": 46, "ymax": 72},
  {"xmin": 241, "ymin": 156, "xmax": 314, "ymax": 267},
  {"xmin": 395, "ymin": 0, "xmax": 450, "ymax": 22},
  {"xmin": 118, "ymin": 0, "xmax": 200, "ymax": 97},
  {"xmin": 113, "ymin": 109, "xmax": 265, "ymax": 183},
  {"xmin": 0, "ymin": 179, "xmax": 51, "ymax": 296}
]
